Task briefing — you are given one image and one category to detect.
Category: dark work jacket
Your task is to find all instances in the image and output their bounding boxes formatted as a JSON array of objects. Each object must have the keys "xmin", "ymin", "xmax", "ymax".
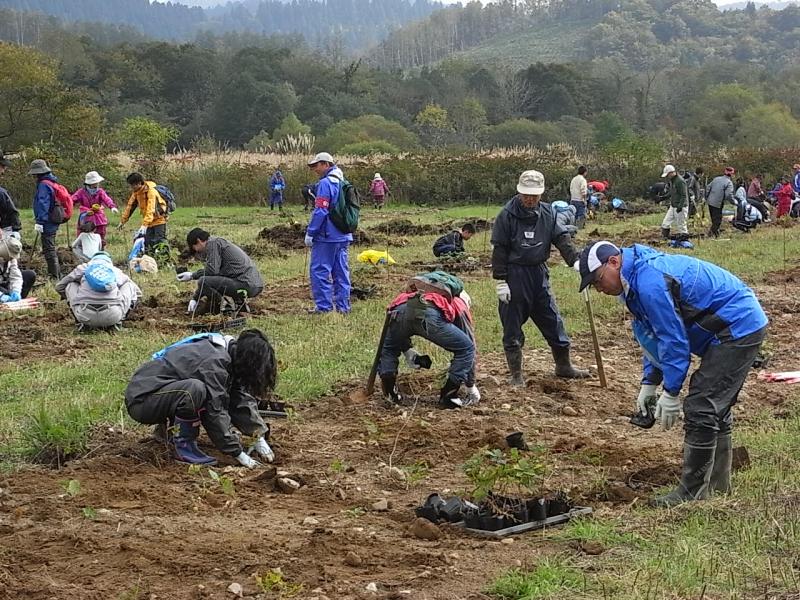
[
  {"xmin": 124, "ymin": 338, "xmax": 267, "ymax": 456},
  {"xmin": 490, "ymin": 196, "xmax": 578, "ymax": 280},
  {"xmin": 0, "ymin": 187, "xmax": 20, "ymax": 232},
  {"xmin": 432, "ymin": 230, "xmax": 464, "ymax": 257}
]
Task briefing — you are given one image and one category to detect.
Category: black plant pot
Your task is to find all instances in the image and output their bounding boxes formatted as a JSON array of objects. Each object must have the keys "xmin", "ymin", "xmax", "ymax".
[
  {"xmin": 463, "ymin": 509, "xmax": 483, "ymax": 529},
  {"xmin": 506, "ymin": 431, "xmax": 528, "ymax": 451},
  {"xmin": 546, "ymin": 492, "xmax": 571, "ymax": 517},
  {"xmin": 439, "ymin": 497, "xmax": 465, "ymax": 522},
  {"xmin": 526, "ymin": 497, "xmax": 547, "ymax": 522},
  {"xmin": 415, "ymin": 493, "xmax": 446, "ymax": 523}
]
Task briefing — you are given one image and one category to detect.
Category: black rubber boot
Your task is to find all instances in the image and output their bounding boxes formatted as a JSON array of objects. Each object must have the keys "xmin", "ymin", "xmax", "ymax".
[
  {"xmin": 438, "ymin": 377, "xmax": 462, "ymax": 409},
  {"xmin": 380, "ymin": 373, "xmax": 403, "ymax": 404},
  {"xmin": 651, "ymin": 440, "xmax": 716, "ymax": 507},
  {"xmin": 552, "ymin": 346, "xmax": 590, "ymax": 379},
  {"xmin": 661, "ymin": 227, "xmax": 671, "ymax": 239},
  {"xmin": 504, "ymin": 349, "xmax": 525, "ymax": 387},
  {"xmin": 709, "ymin": 431, "xmax": 732, "ymax": 494},
  {"xmin": 173, "ymin": 418, "xmax": 217, "ymax": 465}
]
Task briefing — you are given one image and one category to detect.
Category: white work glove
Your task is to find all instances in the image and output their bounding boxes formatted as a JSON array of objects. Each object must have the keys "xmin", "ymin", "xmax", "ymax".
[
  {"xmin": 496, "ymin": 281, "xmax": 511, "ymax": 303},
  {"xmin": 136, "ymin": 226, "xmax": 147, "ymax": 237},
  {"xmin": 251, "ymin": 437, "xmax": 275, "ymax": 463},
  {"xmin": 304, "ymin": 234, "xmax": 314, "ymax": 247},
  {"xmin": 34, "ymin": 224, "xmax": 43, "ymax": 234},
  {"xmin": 636, "ymin": 384, "xmax": 659, "ymax": 416},
  {"xmin": 187, "ymin": 299, "xmax": 198, "ymax": 314},
  {"xmin": 466, "ymin": 384, "xmax": 481, "ymax": 404},
  {"xmin": 404, "ymin": 348, "xmax": 422, "ymax": 369},
  {"xmin": 111, "ymin": 207, "xmax": 119, "ymax": 214},
  {"xmin": 8, "ymin": 231, "xmax": 20, "ymax": 240},
  {"xmin": 235, "ymin": 451, "xmax": 260, "ymax": 469},
  {"xmin": 459, "ymin": 290, "xmax": 472, "ymax": 308},
  {"xmin": 176, "ymin": 271, "xmax": 193, "ymax": 282},
  {"xmin": 573, "ymin": 260, "xmax": 580, "ymax": 272},
  {"xmin": 654, "ymin": 391, "xmax": 681, "ymax": 431}
]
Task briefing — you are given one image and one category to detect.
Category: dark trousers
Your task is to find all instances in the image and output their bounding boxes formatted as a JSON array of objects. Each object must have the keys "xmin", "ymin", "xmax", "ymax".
[
  {"xmin": 193, "ymin": 275, "xmax": 261, "ymax": 303},
  {"xmin": 379, "ymin": 302, "xmax": 475, "ymax": 385},
  {"xmin": 708, "ymin": 205, "xmax": 723, "ymax": 237},
  {"xmin": 127, "ymin": 379, "xmax": 208, "ymax": 425},
  {"xmin": 683, "ymin": 327, "xmax": 766, "ymax": 445},
  {"xmin": 41, "ymin": 231, "xmax": 60, "ymax": 279},
  {"xmin": 499, "ymin": 263, "xmax": 570, "ymax": 352},
  {"xmin": 144, "ymin": 224, "xmax": 167, "ymax": 253}
]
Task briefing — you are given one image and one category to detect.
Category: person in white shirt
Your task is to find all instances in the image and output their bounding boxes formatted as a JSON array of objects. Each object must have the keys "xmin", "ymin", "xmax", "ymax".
[
  {"xmin": 569, "ymin": 165, "xmax": 588, "ymax": 229},
  {"xmin": 72, "ymin": 218, "xmax": 102, "ymax": 263}
]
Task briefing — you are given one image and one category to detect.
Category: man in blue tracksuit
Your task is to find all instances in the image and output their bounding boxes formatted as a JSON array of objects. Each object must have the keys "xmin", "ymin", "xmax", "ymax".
[
  {"xmin": 269, "ymin": 170, "xmax": 285, "ymax": 211},
  {"xmin": 28, "ymin": 159, "xmax": 62, "ymax": 279},
  {"xmin": 304, "ymin": 152, "xmax": 352, "ymax": 314},
  {"xmin": 492, "ymin": 169, "xmax": 589, "ymax": 386},
  {"xmin": 578, "ymin": 241, "xmax": 768, "ymax": 507}
]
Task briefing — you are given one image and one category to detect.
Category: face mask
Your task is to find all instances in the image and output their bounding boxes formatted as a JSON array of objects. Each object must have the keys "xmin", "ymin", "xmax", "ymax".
[{"xmin": 86, "ymin": 186, "xmax": 99, "ymax": 196}]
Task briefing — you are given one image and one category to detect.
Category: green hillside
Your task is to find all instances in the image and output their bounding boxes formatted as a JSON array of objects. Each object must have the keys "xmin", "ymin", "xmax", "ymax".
[{"xmin": 451, "ymin": 19, "xmax": 591, "ymax": 69}]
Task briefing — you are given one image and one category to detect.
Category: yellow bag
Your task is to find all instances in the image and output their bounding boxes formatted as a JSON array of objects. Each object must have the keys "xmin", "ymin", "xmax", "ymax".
[{"xmin": 357, "ymin": 249, "xmax": 396, "ymax": 265}]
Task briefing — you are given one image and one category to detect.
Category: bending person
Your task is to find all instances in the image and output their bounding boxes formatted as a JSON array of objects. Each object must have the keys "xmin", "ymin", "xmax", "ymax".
[
  {"xmin": 55, "ymin": 252, "xmax": 141, "ymax": 331},
  {"xmin": 125, "ymin": 329, "xmax": 278, "ymax": 467},
  {"xmin": 178, "ymin": 228, "xmax": 264, "ymax": 314},
  {"xmin": 0, "ymin": 234, "xmax": 35, "ymax": 302}
]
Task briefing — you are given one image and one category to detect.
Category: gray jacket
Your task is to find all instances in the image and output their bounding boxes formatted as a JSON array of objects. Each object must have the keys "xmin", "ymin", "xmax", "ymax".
[
  {"xmin": 125, "ymin": 337, "xmax": 267, "ymax": 456},
  {"xmin": 491, "ymin": 196, "xmax": 578, "ymax": 280},
  {"xmin": 705, "ymin": 175, "xmax": 735, "ymax": 209},
  {"xmin": 55, "ymin": 263, "xmax": 141, "ymax": 306},
  {"xmin": 193, "ymin": 236, "xmax": 263, "ymax": 293},
  {"xmin": 0, "ymin": 257, "xmax": 22, "ymax": 295}
]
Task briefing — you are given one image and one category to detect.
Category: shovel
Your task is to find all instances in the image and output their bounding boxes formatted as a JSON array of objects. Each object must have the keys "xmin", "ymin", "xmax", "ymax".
[
  {"xmin": 583, "ymin": 288, "xmax": 607, "ymax": 388},
  {"xmin": 28, "ymin": 231, "xmax": 40, "ymax": 263}
]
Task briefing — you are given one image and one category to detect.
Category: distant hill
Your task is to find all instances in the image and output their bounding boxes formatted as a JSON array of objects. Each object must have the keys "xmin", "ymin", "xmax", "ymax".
[{"xmin": 719, "ymin": 0, "xmax": 797, "ymax": 9}]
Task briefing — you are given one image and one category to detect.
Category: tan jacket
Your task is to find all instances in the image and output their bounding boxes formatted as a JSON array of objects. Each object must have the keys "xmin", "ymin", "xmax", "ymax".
[{"xmin": 569, "ymin": 174, "xmax": 587, "ymax": 202}]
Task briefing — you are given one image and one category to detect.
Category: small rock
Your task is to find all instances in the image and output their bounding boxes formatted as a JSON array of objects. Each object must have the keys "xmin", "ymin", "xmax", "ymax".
[
  {"xmin": 409, "ymin": 517, "xmax": 442, "ymax": 540},
  {"xmin": 603, "ymin": 418, "xmax": 612, "ymax": 424},
  {"xmin": 486, "ymin": 375, "xmax": 501, "ymax": 387},
  {"xmin": 384, "ymin": 466, "xmax": 406, "ymax": 482},
  {"xmin": 371, "ymin": 499, "xmax": 390, "ymax": 512},
  {"xmin": 303, "ymin": 516, "xmax": 320, "ymax": 526},
  {"xmin": 344, "ymin": 551, "xmax": 363, "ymax": 567},
  {"xmin": 226, "ymin": 582, "xmax": 243, "ymax": 597},
  {"xmin": 276, "ymin": 477, "xmax": 301, "ymax": 494},
  {"xmin": 500, "ymin": 403, "xmax": 512, "ymax": 410},
  {"xmin": 562, "ymin": 406, "xmax": 578, "ymax": 416},
  {"xmin": 365, "ymin": 582, "xmax": 378, "ymax": 593},
  {"xmin": 580, "ymin": 541, "xmax": 606, "ymax": 555},
  {"xmin": 501, "ymin": 537, "xmax": 514, "ymax": 545}
]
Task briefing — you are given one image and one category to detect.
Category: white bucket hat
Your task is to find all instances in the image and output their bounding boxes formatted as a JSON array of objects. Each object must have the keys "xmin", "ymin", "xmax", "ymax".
[
  {"xmin": 374, "ymin": 173, "xmax": 382, "ymax": 180},
  {"xmin": 84, "ymin": 171, "xmax": 104, "ymax": 185}
]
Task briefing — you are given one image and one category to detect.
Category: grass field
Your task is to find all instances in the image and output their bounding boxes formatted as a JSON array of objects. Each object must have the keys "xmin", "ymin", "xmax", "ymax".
[{"xmin": 1, "ymin": 200, "xmax": 800, "ymax": 599}]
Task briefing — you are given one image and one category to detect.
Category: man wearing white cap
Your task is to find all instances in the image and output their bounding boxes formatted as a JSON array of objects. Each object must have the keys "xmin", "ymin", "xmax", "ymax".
[
  {"xmin": 577, "ymin": 240, "xmax": 767, "ymax": 507},
  {"xmin": 305, "ymin": 152, "xmax": 352, "ymax": 314},
  {"xmin": 659, "ymin": 164, "xmax": 688, "ymax": 239},
  {"xmin": 491, "ymin": 169, "xmax": 589, "ymax": 386}
]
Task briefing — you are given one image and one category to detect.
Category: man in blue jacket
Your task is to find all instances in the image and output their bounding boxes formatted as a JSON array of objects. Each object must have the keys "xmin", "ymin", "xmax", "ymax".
[
  {"xmin": 304, "ymin": 152, "xmax": 352, "ymax": 314},
  {"xmin": 578, "ymin": 241, "xmax": 768, "ymax": 507},
  {"xmin": 28, "ymin": 159, "xmax": 62, "ymax": 279},
  {"xmin": 492, "ymin": 170, "xmax": 589, "ymax": 385}
]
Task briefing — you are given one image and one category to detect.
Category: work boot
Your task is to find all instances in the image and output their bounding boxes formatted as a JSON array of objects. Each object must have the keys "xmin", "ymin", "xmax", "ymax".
[
  {"xmin": 661, "ymin": 227, "xmax": 671, "ymax": 239},
  {"xmin": 709, "ymin": 431, "xmax": 732, "ymax": 494},
  {"xmin": 552, "ymin": 346, "xmax": 590, "ymax": 379},
  {"xmin": 380, "ymin": 373, "xmax": 403, "ymax": 404},
  {"xmin": 173, "ymin": 418, "xmax": 217, "ymax": 465},
  {"xmin": 651, "ymin": 441, "xmax": 716, "ymax": 508},
  {"xmin": 438, "ymin": 377, "xmax": 462, "ymax": 409},
  {"xmin": 505, "ymin": 348, "xmax": 525, "ymax": 387}
]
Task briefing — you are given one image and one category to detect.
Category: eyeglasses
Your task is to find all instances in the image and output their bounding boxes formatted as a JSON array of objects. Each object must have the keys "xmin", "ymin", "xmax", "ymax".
[{"xmin": 592, "ymin": 263, "xmax": 609, "ymax": 288}]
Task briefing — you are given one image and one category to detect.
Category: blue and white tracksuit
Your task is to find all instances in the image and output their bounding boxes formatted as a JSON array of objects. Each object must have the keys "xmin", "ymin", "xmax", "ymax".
[
  {"xmin": 306, "ymin": 166, "xmax": 353, "ymax": 313},
  {"xmin": 621, "ymin": 244, "xmax": 767, "ymax": 441}
]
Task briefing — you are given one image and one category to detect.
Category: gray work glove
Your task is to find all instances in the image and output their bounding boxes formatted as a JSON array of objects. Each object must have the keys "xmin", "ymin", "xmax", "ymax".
[
  {"xmin": 250, "ymin": 437, "xmax": 275, "ymax": 463},
  {"xmin": 304, "ymin": 234, "xmax": 314, "ymax": 247},
  {"xmin": 655, "ymin": 391, "xmax": 681, "ymax": 431},
  {"xmin": 636, "ymin": 384, "xmax": 659, "ymax": 416},
  {"xmin": 496, "ymin": 281, "xmax": 511, "ymax": 303}
]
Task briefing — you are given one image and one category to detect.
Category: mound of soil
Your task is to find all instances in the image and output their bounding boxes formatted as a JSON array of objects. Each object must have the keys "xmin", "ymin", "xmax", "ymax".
[{"xmin": 258, "ymin": 224, "xmax": 378, "ymax": 250}]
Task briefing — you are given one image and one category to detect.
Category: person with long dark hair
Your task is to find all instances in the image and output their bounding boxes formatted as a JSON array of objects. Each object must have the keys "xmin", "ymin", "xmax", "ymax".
[{"xmin": 124, "ymin": 329, "xmax": 278, "ymax": 467}]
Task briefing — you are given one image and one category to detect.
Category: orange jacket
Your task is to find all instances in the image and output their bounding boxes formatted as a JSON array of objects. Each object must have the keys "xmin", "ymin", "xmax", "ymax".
[{"xmin": 121, "ymin": 181, "xmax": 167, "ymax": 227}]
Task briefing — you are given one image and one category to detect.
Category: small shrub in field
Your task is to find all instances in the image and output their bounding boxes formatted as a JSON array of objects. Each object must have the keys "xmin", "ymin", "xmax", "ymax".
[
  {"xmin": 488, "ymin": 559, "xmax": 582, "ymax": 599},
  {"xmin": 21, "ymin": 404, "xmax": 94, "ymax": 465},
  {"xmin": 338, "ymin": 140, "xmax": 400, "ymax": 156}
]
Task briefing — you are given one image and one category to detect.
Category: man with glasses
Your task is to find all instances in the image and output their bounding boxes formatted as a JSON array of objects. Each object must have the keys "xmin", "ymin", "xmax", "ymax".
[{"xmin": 577, "ymin": 240, "xmax": 767, "ymax": 507}]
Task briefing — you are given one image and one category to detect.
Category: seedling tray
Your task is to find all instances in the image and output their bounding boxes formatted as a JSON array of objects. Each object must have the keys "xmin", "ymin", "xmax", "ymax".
[{"xmin": 456, "ymin": 506, "xmax": 592, "ymax": 538}]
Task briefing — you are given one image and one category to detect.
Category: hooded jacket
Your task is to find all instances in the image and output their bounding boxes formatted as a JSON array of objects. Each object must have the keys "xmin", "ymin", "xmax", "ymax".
[
  {"xmin": 620, "ymin": 244, "xmax": 767, "ymax": 396},
  {"xmin": 432, "ymin": 230, "xmax": 464, "ymax": 257},
  {"xmin": 33, "ymin": 173, "xmax": 61, "ymax": 233},
  {"xmin": 306, "ymin": 165, "xmax": 353, "ymax": 243},
  {"xmin": 705, "ymin": 175, "xmax": 735, "ymax": 209},
  {"xmin": 120, "ymin": 181, "xmax": 167, "ymax": 228},
  {"xmin": 125, "ymin": 337, "xmax": 267, "ymax": 456},
  {"xmin": 72, "ymin": 187, "xmax": 117, "ymax": 228},
  {"xmin": 55, "ymin": 262, "xmax": 141, "ymax": 306},
  {"xmin": 490, "ymin": 196, "xmax": 578, "ymax": 280}
]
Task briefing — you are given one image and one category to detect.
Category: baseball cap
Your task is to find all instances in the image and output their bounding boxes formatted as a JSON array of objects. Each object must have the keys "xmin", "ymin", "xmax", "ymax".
[
  {"xmin": 661, "ymin": 164, "xmax": 676, "ymax": 178},
  {"xmin": 517, "ymin": 170, "xmax": 545, "ymax": 195},
  {"xmin": 578, "ymin": 241, "xmax": 621, "ymax": 292},
  {"xmin": 307, "ymin": 152, "xmax": 334, "ymax": 166}
]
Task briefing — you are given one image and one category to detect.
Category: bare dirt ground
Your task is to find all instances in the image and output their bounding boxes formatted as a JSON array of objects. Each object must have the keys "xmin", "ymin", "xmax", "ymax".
[{"xmin": 2, "ymin": 276, "xmax": 796, "ymax": 599}]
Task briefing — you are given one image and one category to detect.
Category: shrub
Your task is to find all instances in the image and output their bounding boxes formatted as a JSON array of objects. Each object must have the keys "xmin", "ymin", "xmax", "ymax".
[{"xmin": 338, "ymin": 140, "xmax": 400, "ymax": 156}]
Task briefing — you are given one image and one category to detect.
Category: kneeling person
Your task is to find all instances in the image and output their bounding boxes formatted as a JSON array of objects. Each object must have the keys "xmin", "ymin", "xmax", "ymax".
[
  {"xmin": 55, "ymin": 252, "xmax": 141, "ymax": 330},
  {"xmin": 432, "ymin": 223, "xmax": 476, "ymax": 257},
  {"xmin": 0, "ymin": 234, "xmax": 35, "ymax": 302},
  {"xmin": 378, "ymin": 272, "xmax": 478, "ymax": 409},
  {"xmin": 179, "ymin": 228, "xmax": 264, "ymax": 314},
  {"xmin": 125, "ymin": 329, "xmax": 277, "ymax": 467}
]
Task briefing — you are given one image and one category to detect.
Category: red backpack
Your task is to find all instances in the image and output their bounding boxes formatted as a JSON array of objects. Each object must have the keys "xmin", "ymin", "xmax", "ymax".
[{"xmin": 41, "ymin": 179, "xmax": 74, "ymax": 224}]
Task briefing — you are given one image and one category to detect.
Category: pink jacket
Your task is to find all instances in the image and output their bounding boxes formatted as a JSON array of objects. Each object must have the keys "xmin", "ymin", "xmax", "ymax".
[
  {"xmin": 369, "ymin": 179, "xmax": 389, "ymax": 197},
  {"xmin": 72, "ymin": 187, "xmax": 117, "ymax": 227}
]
